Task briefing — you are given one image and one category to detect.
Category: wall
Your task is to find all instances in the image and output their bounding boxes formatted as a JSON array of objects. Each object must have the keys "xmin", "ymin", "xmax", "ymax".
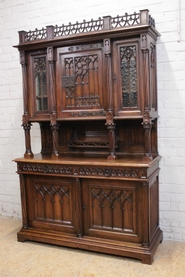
[{"xmin": 0, "ymin": 0, "xmax": 185, "ymax": 241}]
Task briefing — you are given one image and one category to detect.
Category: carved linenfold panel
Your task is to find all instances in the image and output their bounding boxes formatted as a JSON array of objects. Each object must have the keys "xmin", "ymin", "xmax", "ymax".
[
  {"xmin": 17, "ymin": 163, "xmax": 145, "ymax": 179},
  {"xmin": 120, "ymin": 45, "xmax": 137, "ymax": 108},
  {"xmin": 90, "ymin": 188, "xmax": 133, "ymax": 231},
  {"xmin": 34, "ymin": 182, "xmax": 72, "ymax": 223},
  {"xmin": 34, "ymin": 57, "xmax": 48, "ymax": 111}
]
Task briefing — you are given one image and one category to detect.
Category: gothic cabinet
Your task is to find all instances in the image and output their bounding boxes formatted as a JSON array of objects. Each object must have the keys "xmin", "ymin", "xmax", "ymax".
[{"xmin": 14, "ymin": 10, "xmax": 162, "ymax": 264}]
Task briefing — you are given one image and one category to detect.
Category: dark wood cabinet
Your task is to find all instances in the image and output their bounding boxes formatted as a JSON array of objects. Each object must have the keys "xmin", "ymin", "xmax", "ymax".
[{"xmin": 14, "ymin": 9, "xmax": 162, "ymax": 264}]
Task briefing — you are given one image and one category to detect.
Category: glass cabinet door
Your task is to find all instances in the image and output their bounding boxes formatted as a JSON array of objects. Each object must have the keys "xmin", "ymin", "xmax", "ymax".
[
  {"xmin": 113, "ymin": 39, "xmax": 143, "ymax": 118},
  {"xmin": 28, "ymin": 51, "xmax": 50, "ymax": 120}
]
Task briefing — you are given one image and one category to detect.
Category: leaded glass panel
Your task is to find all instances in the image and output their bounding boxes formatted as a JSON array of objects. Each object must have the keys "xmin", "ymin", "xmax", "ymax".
[
  {"xmin": 120, "ymin": 45, "xmax": 137, "ymax": 108},
  {"xmin": 34, "ymin": 57, "xmax": 48, "ymax": 111}
]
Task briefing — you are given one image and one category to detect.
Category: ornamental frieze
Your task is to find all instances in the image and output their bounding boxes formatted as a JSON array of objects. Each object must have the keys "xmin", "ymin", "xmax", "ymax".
[{"xmin": 17, "ymin": 163, "xmax": 147, "ymax": 179}]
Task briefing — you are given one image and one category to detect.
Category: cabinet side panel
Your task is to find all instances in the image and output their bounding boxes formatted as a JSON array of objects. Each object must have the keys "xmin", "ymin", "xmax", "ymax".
[{"xmin": 150, "ymin": 176, "xmax": 159, "ymax": 238}]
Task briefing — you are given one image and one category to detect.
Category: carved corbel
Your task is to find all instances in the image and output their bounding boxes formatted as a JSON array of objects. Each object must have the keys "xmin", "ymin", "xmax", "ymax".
[{"xmin": 104, "ymin": 38, "xmax": 111, "ymax": 57}]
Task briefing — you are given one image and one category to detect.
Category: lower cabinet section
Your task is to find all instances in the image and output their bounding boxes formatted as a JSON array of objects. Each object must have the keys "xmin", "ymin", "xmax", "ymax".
[{"xmin": 17, "ymin": 172, "xmax": 162, "ymax": 264}]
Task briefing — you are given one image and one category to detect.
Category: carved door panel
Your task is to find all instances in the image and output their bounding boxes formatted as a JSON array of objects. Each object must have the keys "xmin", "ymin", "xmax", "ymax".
[
  {"xmin": 57, "ymin": 44, "xmax": 106, "ymax": 119},
  {"xmin": 113, "ymin": 39, "xmax": 143, "ymax": 118},
  {"xmin": 82, "ymin": 179, "xmax": 143, "ymax": 243},
  {"xmin": 25, "ymin": 175, "xmax": 77, "ymax": 234},
  {"xmin": 27, "ymin": 51, "xmax": 51, "ymax": 120}
]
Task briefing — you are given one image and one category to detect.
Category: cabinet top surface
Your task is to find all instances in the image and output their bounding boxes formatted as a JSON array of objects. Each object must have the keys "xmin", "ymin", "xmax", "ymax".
[{"xmin": 14, "ymin": 153, "xmax": 161, "ymax": 168}]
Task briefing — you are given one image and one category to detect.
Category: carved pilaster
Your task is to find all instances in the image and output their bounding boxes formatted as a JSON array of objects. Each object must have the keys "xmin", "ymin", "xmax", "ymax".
[
  {"xmin": 22, "ymin": 115, "xmax": 33, "ymax": 158},
  {"xmin": 104, "ymin": 39, "xmax": 116, "ymax": 160},
  {"xmin": 19, "ymin": 174, "xmax": 28, "ymax": 229},
  {"xmin": 50, "ymin": 113, "xmax": 59, "ymax": 158},
  {"xmin": 47, "ymin": 46, "xmax": 56, "ymax": 114},
  {"xmin": 141, "ymin": 182, "xmax": 150, "ymax": 247},
  {"xmin": 20, "ymin": 51, "xmax": 29, "ymax": 116}
]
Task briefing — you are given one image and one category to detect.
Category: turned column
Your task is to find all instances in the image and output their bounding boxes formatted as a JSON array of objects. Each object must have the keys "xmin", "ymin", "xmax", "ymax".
[
  {"xmin": 20, "ymin": 50, "xmax": 33, "ymax": 158},
  {"xmin": 47, "ymin": 46, "xmax": 59, "ymax": 158},
  {"xmin": 104, "ymin": 38, "xmax": 116, "ymax": 160}
]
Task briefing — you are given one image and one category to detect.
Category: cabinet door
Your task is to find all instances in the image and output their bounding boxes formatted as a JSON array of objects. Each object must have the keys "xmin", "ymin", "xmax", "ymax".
[
  {"xmin": 82, "ymin": 179, "xmax": 143, "ymax": 243},
  {"xmin": 56, "ymin": 43, "xmax": 106, "ymax": 119},
  {"xmin": 27, "ymin": 51, "xmax": 51, "ymax": 120},
  {"xmin": 113, "ymin": 39, "xmax": 143, "ymax": 118},
  {"xmin": 25, "ymin": 175, "xmax": 77, "ymax": 234}
]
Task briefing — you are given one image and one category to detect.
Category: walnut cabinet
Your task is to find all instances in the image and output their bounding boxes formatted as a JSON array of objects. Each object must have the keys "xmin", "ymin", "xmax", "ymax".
[{"xmin": 14, "ymin": 9, "xmax": 162, "ymax": 264}]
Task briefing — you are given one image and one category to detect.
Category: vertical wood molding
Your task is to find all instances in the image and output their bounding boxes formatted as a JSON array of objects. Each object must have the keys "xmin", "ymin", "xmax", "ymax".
[
  {"xmin": 47, "ymin": 46, "xmax": 56, "ymax": 114},
  {"xmin": 75, "ymin": 178, "xmax": 83, "ymax": 237},
  {"xmin": 142, "ymin": 182, "xmax": 150, "ymax": 247},
  {"xmin": 19, "ymin": 174, "xmax": 28, "ymax": 229},
  {"xmin": 104, "ymin": 39, "xmax": 116, "ymax": 160},
  {"xmin": 20, "ymin": 51, "xmax": 29, "ymax": 116}
]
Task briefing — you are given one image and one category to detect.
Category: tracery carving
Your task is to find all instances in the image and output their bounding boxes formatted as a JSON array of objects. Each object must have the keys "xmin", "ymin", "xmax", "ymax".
[
  {"xmin": 91, "ymin": 188, "xmax": 133, "ymax": 230},
  {"xmin": 63, "ymin": 54, "xmax": 100, "ymax": 108},
  {"xmin": 34, "ymin": 182, "xmax": 70, "ymax": 222},
  {"xmin": 91, "ymin": 188, "xmax": 133, "ymax": 205}
]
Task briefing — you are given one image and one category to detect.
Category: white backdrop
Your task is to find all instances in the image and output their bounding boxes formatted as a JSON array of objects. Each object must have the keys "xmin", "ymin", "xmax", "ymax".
[{"xmin": 0, "ymin": 0, "xmax": 185, "ymax": 241}]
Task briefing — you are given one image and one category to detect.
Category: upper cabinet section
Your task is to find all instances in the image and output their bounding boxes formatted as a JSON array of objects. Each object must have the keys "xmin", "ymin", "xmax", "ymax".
[{"xmin": 16, "ymin": 9, "xmax": 160, "ymax": 121}]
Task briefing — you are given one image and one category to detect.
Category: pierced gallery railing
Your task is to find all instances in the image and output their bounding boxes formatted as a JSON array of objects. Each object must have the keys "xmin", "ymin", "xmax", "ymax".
[{"xmin": 18, "ymin": 9, "xmax": 155, "ymax": 43}]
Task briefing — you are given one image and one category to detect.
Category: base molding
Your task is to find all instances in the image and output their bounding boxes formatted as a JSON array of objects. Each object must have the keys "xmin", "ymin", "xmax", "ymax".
[{"xmin": 17, "ymin": 227, "xmax": 163, "ymax": 265}]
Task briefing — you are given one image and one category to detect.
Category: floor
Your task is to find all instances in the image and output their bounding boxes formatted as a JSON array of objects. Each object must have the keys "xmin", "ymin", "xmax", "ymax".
[{"xmin": 1, "ymin": 216, "xmax": 185, "ymax": 277}]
